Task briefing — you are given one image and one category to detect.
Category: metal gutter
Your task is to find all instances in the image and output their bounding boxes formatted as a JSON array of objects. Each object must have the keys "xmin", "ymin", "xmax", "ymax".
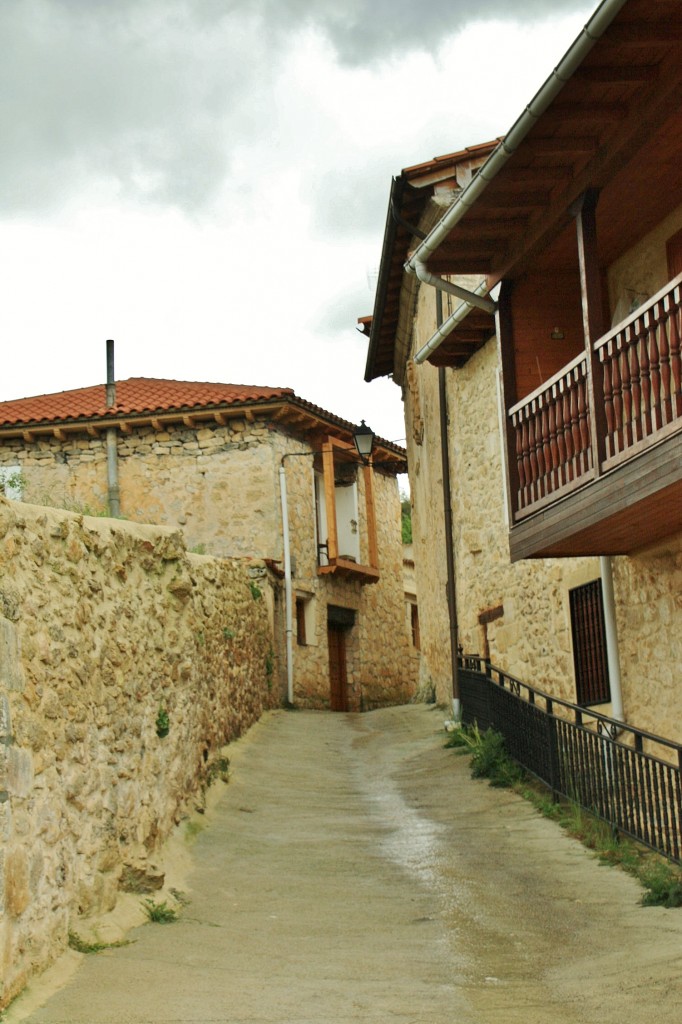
[{"xmin": 411, "ymin": 0, "xmax": 630, "ymax": 365}]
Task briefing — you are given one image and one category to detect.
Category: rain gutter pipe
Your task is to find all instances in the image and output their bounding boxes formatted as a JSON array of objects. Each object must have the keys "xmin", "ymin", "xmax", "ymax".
[
  {"xmin": 279, "ymin": 462, "xmax": 295, "ymax": 705},
  {"xmin": 600, "ymin": 555, "xmax": 624, "ymax": 722},
  {"xmin": 105, "ymin": 339, "xmax": 120, "ymax": 518},
  {"xmin": 410, "ymin": 0, "xmax": 629, "ymax": 366}
]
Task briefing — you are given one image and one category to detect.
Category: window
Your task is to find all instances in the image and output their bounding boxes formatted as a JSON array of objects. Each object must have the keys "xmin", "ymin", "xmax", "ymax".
[
  {"xmin": 569, "ymin": 579, "xmax": 611, "ymax": 706},
  {"xmin": 313, "ymin": 435, "xmax": 379, "ymax": 583},
  {"xmin": 296, "ymin": 598, "xmax": 307, "ymax": 645},
  {"xmin": 410, "ymin": 603, "xmax": 420, "ymax": 651},
  {"xmin": 0, "ymin": 465, "xmax": 24, "ymax": 501}
]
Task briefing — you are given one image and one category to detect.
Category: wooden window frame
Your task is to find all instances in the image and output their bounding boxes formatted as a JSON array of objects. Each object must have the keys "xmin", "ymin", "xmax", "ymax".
[{"xmin": 316, "ymin": 435, "xmax": 380, "ymax": 584}]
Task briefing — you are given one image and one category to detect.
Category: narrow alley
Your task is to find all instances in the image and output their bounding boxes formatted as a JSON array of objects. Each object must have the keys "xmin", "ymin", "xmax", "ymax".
[{"xmin": 9, "ymin": 706, "xmax": 682, "ymax": 1024}]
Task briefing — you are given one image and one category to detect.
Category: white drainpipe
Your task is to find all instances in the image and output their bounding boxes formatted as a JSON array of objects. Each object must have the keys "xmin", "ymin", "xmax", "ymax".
[
  {"xmin": 411, "ymin": 0, "xmax": 629, "ymax": 365},
  {"xmin": 279, "ymin": 463, "xmax": 294, "ymax": 705},
  {"xmin": 600, "ymin": 555, "xmax": 624, "ymax": 722}
]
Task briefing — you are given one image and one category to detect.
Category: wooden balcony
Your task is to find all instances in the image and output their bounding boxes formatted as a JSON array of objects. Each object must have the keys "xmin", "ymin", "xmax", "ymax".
[{"xmin": 508, "ymin": 275, "xmax": 682, "ymax": 560}]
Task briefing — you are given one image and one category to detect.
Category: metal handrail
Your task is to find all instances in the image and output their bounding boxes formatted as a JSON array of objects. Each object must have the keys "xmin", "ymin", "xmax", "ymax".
[{"xmin": 458, "ymin": 654, "xmax": 682, "ymax": 862}]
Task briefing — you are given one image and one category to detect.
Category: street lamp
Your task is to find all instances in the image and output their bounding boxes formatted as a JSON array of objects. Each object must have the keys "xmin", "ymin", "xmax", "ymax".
[{"xmin": 353, "ymin": 420, "xmax": 375, "ymax": 462}]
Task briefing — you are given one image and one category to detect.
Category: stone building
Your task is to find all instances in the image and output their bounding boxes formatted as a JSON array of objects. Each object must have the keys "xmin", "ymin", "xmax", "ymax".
[
  {"xmin": 0, "ymin": 378, "xmax": 416, "ymax": 711},
  {"xmin": 363, "ymin": 0, "xmax": 682, "ymax": 745}
]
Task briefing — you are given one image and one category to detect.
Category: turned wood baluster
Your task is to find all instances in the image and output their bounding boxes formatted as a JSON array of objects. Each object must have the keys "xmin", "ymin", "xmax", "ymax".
[
  {"xmin": 620, "ymin": 334, "xmax": 633, "ymax": 450},
  {"xmin": 570, "ymin": 372, "xmax": 582, "ymax": 478},
  {"xmin": 629, "ymin": 327, "xmax": 643, "ymax": 442},
  {"xmin": 611, "ymin": 339, "xmax": 623, "ymax": 456},
  {"xmin": 548, "ymin": 385, "xmax": 559, "ymax": 491},
  {"xmin": 521, "ymin": 415, "xmax": 532, "ymax": 508},
  {"xmin": 659, "ymin": 296, "xmax": 672, "ymax": 426},
  {"xmin": 669, "ymin": 290, "xmax": 682, "ymax": 419},
  {"xmin": 539, "ymin": 399, "xmax": 551, "ymax": 497},
  {"xmin": 647, "ymin": 303, "xmax": 662, "ymax": 432},
  {"xmin": 562, "ymin": 383, "xmax": 574, "ymax": 482},
  {"xmin": 578, "ymin": 371, "xmax": 591, "ymax": 473},
  {"xmin": 602, "ymin": 343, "xmax": 614, "ymax": 459},
  {"xmin": 513, "ymin": 412, "xmax": 526, "ymax": 507},
  {"xmin": 556, "ymin": 381, "xmax": 568, "ymax": 485},
  {"xmin": 630, "ymin": 315, "xmax": 647, "ymax": 436},
  {"xmin": 528, "ymin": 409, "xmax": 539, "ymax": 502}
]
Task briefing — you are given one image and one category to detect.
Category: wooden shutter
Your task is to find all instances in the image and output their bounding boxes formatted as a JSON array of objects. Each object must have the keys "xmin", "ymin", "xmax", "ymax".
[{"xmin": 569, "ymin": 579, "xmax": 611, "ymax": 706}]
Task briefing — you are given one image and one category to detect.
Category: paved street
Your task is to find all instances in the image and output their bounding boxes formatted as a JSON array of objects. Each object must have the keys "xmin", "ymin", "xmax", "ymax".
[{"xmin": 8, "ymin": 705, "xmax": 682, "ymax": 1023}]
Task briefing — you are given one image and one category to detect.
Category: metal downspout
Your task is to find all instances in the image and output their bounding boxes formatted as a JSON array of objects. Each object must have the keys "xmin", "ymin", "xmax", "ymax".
[
  {"xmin": 279, "ymin": 462, "xmax": 295, "ymax": 705},
  {"xmin": 600, "ymin": 555, "xmax": 624, "ymax": 721},
  {"xmin": 409, "ymin": 0, "xmax": 629, "ymax": 365},
  {"xmin": 436, "ymin": 292, "xmax": 460, "ymax": 719},
  {"xmin": 105, "ymin": 339, "xmax": 120, "ymax": 518}
]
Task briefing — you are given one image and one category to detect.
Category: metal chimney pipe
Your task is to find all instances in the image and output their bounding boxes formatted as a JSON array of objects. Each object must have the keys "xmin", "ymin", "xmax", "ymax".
[
  {"xmin": 105, "ymin": 339, "xmax": 120, "ymax": 517},
  {"xmin": 106, "ymin": 338, "xmax": 116, "ymax": 408}
]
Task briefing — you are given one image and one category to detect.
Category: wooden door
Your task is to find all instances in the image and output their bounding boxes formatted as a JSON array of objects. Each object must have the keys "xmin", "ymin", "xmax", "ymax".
[{"xmin": 327, "ymin": 623, "xmax": 349, "ymax": 712}]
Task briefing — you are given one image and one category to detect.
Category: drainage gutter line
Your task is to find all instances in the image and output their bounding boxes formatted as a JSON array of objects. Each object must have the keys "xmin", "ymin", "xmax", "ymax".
[
  {"xmin": 279, "ymin": 462, "xmax": 295, "ymax": 705},
  {"xmin": 409, "ymin": 0, "xmax": 629, "ymax": 365}
]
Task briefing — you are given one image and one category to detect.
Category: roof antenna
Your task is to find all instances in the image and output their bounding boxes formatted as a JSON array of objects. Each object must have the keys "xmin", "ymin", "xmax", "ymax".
[{"xmin": 106, "ymin": 338, "xmax": 116, "ymax": 408}]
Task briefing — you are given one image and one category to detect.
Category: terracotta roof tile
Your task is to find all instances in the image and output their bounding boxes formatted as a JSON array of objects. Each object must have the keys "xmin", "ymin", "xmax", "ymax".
[{"xmin": 0, "ymin": 378, "xmax": 295, "ymax": 426}]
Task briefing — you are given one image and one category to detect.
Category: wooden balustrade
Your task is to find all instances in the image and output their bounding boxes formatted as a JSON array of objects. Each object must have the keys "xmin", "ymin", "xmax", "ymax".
[
  {"xmin": 509, "ymin": 352, "xmax": 593, "ymax": 514},
  {"xmin": 597, "ymin": 274, "xmax": 682, "ymax": 465},
  {"xmin": 509, "ymin": 274, "xmax": 682, "ymax": 519}
]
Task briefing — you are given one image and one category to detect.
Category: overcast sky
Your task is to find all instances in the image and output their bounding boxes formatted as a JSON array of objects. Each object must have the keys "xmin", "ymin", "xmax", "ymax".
[{"xmin": 1, "ymin": 0, "xmax": 594, "ymax": 445}]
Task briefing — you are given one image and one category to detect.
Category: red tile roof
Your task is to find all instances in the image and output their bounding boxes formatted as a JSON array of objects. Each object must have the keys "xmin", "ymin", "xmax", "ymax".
[{"xmin": 0, "ymin": 378, "xmax": 295, "ymax": 426}]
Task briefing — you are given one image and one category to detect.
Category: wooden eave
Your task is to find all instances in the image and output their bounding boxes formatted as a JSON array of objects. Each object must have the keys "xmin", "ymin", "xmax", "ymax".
[
  {"xmin": 0, "ymin": 395, "xmax": 407, "ymax": 473},
  {"xmin": 365, "ymin": 143, "xmax": 498, "ymax": 383},
  {"xmin": 423, "ymin": 0, "xmax": 682, "ymax": 288}
]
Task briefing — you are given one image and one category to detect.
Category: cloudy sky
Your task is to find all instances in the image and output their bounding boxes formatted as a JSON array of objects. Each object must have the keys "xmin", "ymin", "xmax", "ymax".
[{"xmin": 1, "ymin": 0, "xmax": 595, "ymax": 445}]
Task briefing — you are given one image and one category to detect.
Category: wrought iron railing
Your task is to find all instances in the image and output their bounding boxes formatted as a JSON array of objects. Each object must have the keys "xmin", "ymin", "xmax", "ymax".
[{"xmin": 459, "ymin": 655, "xmax": 682, "ymax": 864}]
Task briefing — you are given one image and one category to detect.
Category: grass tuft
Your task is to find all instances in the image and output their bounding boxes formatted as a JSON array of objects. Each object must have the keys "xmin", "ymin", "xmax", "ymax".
[{"xmin": 142, "ymin": 899, "xmax": 178, "ymax": 923}]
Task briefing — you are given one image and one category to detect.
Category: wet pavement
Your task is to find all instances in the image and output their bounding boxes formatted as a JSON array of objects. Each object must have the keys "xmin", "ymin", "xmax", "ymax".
[{"xmin": 8, "ymin": 705, "xmax": 682, "ymax": 1023}]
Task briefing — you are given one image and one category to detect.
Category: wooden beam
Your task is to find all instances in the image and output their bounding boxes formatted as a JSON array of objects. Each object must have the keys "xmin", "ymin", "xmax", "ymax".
[
  {"xmin": 244, "ymin": 409, "xmax": 254, "ymax": 422},
  {"xmin": 119, "ymin": 420, "xmax": 132, "ymax": 434},
  {"xmin": 363, "ymin": 464, "xmax": 379, "ymax": 570},
  {"xmin": 22, "ymin": 430, "xmax": 35, "ymax": 443},
  {"xmin": 525, "ymin": 136, "xmax": 598, "ymax": 155},
  {"xmin": 607, "ymin": 22, "xmax": 682, "ymax": 45},
  {"xmin": 214, "ymin": 411, "xmax": 227, "ymax": 425},
  {"xmin": 86, "ymin": 425, "xmax": 99, "ymax": 437},
  {"xmin": 551, "ymin": 102, "xmax": 627, "ymax": 123},
  {"xmin": 182, "ymin": 415, "xmax": 196, "ymax": 428},
  {"xmin": 495, "ymin": 280, "xmax": 520, "ymax": 525},
  {"xmin": 53, "ymin": 427, "xmax": 66, "ymax": 441},
  {"xmin": 575, "ymin": 188, "xmax": 607, "ymax": 479},
  {"xmin": 151, "ymin": 418, "xmax": 163, "ymax": 431},
  {"xmin": 579, "ymin": 64, "xmax": 659, "ymax": 84},
  {"xmin": 321, "ymin": 440, "xmax": 338, "ymax": 562}
]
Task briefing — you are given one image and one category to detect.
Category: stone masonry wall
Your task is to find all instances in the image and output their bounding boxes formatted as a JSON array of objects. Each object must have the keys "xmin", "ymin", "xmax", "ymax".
[
  {"xmin": 405, "ymin": 284, "xmax": 682, "ymax": 742},
  {"xmin": 0, "ymin": 497, "xmax": 275, "ymax": 1009},
  {"xmin": 0, "ymin": 419, "xmax": 280, "ymax": 559},
  {"xmin": 405, "ymin": 285, "xmax": 602, "ymax": 708},
  {"xmin": 272, "ymin": 432, "xmax": 416, "ymax": 710}
]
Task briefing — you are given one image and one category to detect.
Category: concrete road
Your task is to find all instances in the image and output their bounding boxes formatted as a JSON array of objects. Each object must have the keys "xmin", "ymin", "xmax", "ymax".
[{"xmin": 9, "ymin": 705, "xmax": 682, "ymax": 1023}]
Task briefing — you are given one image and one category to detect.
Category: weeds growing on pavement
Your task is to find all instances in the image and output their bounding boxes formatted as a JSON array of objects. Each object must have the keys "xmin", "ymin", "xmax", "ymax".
[
  {"xmin": 68, "ymin": 932, "xmax": 133, "ymax": 954},
  {"xmin": 448, "ymin": 723, "xmax": 682, "ymax": 907},
  {"xmin": 142, "ymin": 899, "xmax": 178, "ymax": 923}
]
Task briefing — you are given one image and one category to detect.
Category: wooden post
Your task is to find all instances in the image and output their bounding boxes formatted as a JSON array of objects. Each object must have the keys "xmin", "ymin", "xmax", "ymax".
[
  {"xmin": 575, "ymin": 188, "xmax": 607, "ymax": 478},
  {"xmin": 362, "ymin": 464, "xmax": 379, "ymax": 570},
  {"xmin": 495, "ymin": 280, "xmax": 520, "ymax": 522},
  {"xmin": 321, "ymin": 439, "xmax": 338, "ymax": 562}
]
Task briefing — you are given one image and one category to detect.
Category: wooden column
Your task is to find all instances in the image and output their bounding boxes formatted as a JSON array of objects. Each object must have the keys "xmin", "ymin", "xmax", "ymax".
[
  {"xmin": 362, "ymin": 463, "xmax": 379, "ymax": 570},
  {"xmin": 321, "ymin": 439, "xmax": 338, "ymax": 562},
  {"xmin": 575, "ymin": 188, "xmax": 607, "ymax": 477},
  {"xmin": 495, "ymin": 280, "xmax": 520, "ymax": 523}
]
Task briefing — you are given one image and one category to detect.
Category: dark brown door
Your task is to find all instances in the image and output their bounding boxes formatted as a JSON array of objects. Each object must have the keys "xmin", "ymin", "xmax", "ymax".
[{"xmin": 327, "ymin": 623, "xmax": 349, "ymax": 712}]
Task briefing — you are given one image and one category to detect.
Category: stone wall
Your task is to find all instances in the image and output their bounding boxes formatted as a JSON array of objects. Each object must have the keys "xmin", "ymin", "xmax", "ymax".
[
  {"xmin": 0, "ymin": 419, "xmax": 279, "ymax": 559},
  {"xmin": 273, "ymin": 432, "xmax": 416, "ymax": 710},
  {"xmin": 0, "ymin": 498, "xmax": 275, "ymax": 1009},
  {"xmin": 404, "ymin": 285, "xmax": 682, "ymax": 742},
  {"xmin": 405, "ymin": 286, "xmax": 602, "ymax": 708}
]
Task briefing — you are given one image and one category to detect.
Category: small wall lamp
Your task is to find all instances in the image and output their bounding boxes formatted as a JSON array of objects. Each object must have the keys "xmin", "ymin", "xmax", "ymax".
[{"xmin": 550, "ymin": 327, "xmax": 565, "ymax": 341}]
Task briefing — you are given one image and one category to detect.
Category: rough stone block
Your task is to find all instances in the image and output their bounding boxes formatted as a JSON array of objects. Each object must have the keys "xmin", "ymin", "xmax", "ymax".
[
  {"xmin": 8, "ymin": 747, "xmax": 34, "ymax": 798},
  {"xmin": 5, "ymin": 847, "xmax": 29, "ymax": 918},
  {"xmin": 0, "ymin": 620, "xmax": 25, "ymax": 691}
]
